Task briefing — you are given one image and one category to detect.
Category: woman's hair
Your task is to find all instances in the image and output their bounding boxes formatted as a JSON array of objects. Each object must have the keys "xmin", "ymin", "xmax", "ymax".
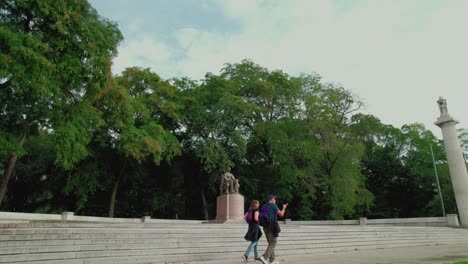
[{"xmin": 249, "ymin": 200, "xmax": 260, "ymax": 210}]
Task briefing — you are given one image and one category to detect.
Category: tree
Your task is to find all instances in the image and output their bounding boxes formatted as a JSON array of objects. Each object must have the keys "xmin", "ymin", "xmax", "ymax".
[
  {"xmin": 351, "ymin": 115, "xmax": 447, "ymax": 218},
  {"xmin": 217, "ymin": 61, "xmax": 320, "ymax": 219},
  {"xmin": 75, "ymin": 67, "xmax": 181, "ymax": 217},
  {"xmin": 458, "ymin": 128, "xmax": 468, "ymax": 162},
  {"xmin": 426, "ymin": 164, "xmax": 457, "ymax": 216},
  {"xmin": 2, "ymin": 46, "xmax": 454, "ymax": 221},
  {"xmin": 350, "ymin": 114, "xmax": 403, "ymax": 217},
  {"xmin": 303, "ymin": 82, "xmax": 373, "ymax": 219},
  {"xmin": 2, "ymin": 131, "xmax": 72, "ymax": 213},
  {"xmin": 209, "ymin": 60, "xmax": 373, "ymax": 220},
  {"xmin": 0, "ymin": 0, "xmax": 123, "ymax": 205},
  {"xmin": 176, "ymin": 73, "xmax": 249, "ymax": 219}
]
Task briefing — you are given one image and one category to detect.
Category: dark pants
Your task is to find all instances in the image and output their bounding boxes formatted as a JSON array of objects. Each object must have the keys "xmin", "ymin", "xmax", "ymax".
[{"xmin": 263, "ymin": 227, "xmax": 277, "ymax": 262}]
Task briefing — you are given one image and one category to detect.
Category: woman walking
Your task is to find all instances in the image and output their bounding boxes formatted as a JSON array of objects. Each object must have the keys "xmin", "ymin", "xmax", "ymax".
[{"xmin": 242, "ymin": 200, "xmax": 262, "ymax": 263}]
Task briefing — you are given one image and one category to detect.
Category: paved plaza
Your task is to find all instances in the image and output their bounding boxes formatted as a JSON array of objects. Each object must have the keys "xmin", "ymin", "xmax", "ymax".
[{"xmin": 192, "ymin": 244, "xmax": 468, "ymax": 264}]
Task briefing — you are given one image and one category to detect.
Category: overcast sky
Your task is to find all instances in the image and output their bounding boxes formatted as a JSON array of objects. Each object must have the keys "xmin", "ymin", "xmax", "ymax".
[{"xmin": 89, "ymin": 0, "xmax": 468, "ymax": 138}]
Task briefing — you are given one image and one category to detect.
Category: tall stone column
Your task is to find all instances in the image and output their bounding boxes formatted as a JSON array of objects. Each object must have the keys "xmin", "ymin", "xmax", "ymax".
[{"xmin": 435, "ymin": 97, "xmax": 468, "ymax": 226}]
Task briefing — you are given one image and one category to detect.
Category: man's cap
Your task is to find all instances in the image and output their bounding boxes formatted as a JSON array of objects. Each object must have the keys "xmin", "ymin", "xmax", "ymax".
[{"xmin": 267, "ymin": 194, "xmax": 277, "ymax": 200}]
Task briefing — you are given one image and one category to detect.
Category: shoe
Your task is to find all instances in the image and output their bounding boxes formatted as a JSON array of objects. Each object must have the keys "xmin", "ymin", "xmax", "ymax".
[
  {"xmin": 255, "ymin": 258, "xmax": 261, "ymax": 261},
  {"xmin": 242, "ymin": 255, "xmax": 248, "ymax": 263},
  {"xmin": 259, "ymin": 256, "xmax": 268, "ymax": 264}
]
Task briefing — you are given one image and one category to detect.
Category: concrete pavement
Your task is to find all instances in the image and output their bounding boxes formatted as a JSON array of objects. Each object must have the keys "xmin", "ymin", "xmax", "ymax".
[{"xmin": 190, "ymin": 244, "xmax": 468, "ymax": 264}]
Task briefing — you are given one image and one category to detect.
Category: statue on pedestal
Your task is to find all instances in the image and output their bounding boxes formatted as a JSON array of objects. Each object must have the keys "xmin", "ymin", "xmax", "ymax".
[
  {"xmin": 220, "ymin": 171, "xmax": 240, "ymax": 194},
  {"xmin": 215, "ymin": 171, "xmax": 244, "ymax": 223}
]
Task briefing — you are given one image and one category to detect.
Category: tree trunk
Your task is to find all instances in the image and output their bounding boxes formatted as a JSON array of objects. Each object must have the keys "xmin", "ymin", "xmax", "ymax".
[
  {"xmin": 0, "ymin": 135, "xmax": 26, "ymax": 206},
  {"xmin": 108, "ymin": 176, "xmax": 121, "ymax": 218},
  {"xmin": 108, "ymin": 160, "xmax": 126, "ymax": 218},
  {"xmin": 201, "ymin": 188, "xmax": 209, "ymax": 220}
]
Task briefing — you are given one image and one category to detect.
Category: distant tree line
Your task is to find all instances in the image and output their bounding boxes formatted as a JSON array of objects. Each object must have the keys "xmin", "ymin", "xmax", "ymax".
[{"xmin": 0, "ymin": 0, "xmax": 461, "ymax": 220}]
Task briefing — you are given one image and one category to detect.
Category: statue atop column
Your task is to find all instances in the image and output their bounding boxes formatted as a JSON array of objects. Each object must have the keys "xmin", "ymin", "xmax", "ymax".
[
  {"xmin": 437, "ymin": 96, "xmax": 449, "ymax": 116},
  {"xmin": 435, "ymin": 97, "xmax": 467, "ymax": 227},
  {"xmin": 220, "ymin": 171, "xmax": 240, "ymax": 194}
]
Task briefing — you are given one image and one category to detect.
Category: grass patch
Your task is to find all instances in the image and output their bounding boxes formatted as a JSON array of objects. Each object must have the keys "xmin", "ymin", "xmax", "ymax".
[{"xmin": 452, "ymin": 261, "xmax": 468, "ymax": 264}]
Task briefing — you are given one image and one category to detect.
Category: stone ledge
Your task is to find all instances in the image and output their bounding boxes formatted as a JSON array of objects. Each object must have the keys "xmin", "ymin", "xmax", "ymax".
[{"xmin": 0, "ymin": 211, "xmax": 459, "ymax": 227}]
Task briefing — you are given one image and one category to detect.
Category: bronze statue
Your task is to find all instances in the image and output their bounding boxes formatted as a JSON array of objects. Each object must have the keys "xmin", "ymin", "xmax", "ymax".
[{"xmin": 220, "ymin": 171, "xmax": 239, "ymax": 194}]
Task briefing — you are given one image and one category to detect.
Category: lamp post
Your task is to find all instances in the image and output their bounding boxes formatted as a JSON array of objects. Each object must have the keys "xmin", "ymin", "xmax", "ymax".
[{"xmin": 430, "ymin": 144, "xmax": 445, "ymax": 217}]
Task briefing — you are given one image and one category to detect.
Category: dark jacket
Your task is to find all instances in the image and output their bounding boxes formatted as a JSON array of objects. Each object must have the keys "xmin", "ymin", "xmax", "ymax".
[
  {"xmin": 244, "ymin": 210, "xmax": 262, "ymax": 241},
  {"xmin": 268, "ymin": 220, "xmax": 281, "ymax": 237}
]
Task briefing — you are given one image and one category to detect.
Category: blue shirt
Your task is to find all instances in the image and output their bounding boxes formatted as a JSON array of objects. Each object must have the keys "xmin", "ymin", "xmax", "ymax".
[{"xmin": 268, "ymin": 203, "xmax": 280, "ymax": 221}]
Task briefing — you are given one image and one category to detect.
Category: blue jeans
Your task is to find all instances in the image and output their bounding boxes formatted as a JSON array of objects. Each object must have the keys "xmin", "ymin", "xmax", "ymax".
[{"xmin": 245, "ymin": 240, "xmax": 259, "ymax": 259}]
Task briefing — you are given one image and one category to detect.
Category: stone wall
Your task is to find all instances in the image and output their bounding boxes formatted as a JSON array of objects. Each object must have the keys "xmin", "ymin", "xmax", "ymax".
[{"xmin": 0, "ymin": 211, "xmax": 460, "ymax": 227}]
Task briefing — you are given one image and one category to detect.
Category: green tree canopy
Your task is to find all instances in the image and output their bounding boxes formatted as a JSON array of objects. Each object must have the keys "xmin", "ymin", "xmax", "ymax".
[
  {"xmin": 0, "ymin": 2, "xmax": 455, "ymax": 221},
  {"xmin": 0, "ymin": 0, "xmax": 123, "ymax": 205}
]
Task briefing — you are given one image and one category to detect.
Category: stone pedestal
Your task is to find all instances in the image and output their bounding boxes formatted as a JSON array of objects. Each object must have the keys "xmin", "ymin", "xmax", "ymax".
[
  {"xmin": 447, "ymin": 214, "xmax": 460, "ymax": 227},
  {"xmin": 61, "ymin": 212, "xmax": 74, "ymax": 222},
  {"xmin": 359, "ymin": 217, "xmax": 368, "ymax": 225},
  {"xmin": 215, "ymin": 193, "xmax": 244, "ymax": 223},
  {"xmin": 435, "ymin": 97, "xmax": 468, "ymax": 227}
]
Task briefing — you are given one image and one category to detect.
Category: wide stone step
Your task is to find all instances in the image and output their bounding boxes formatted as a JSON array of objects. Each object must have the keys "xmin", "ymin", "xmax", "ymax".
[
  {"xmin": 2, "ymin": 236, "xmax": 468, "ymax": 256},
  {"xmin": 2, "ymin": 230, "xmax": 467, "ymax": 242},
  {"xmin": 1, "ymin": 231, "xmax": 465, "ymax": 245},
  {"xmin": 2, "ymin": 232, "xmax": 466, "ymax": 243},
  {"xmin": 1, "ymin": 232, "xmax": 466, "ymax": 249},
  {"xmin": 0, "ymin": 240, "xmax": 463, "ymax": 263},
  {"xmin": 1, "ymin": 225, "xmax": 464, "ymax": 234},
  {"xmin": 0, "ymin": 222, "xmax": 458, "ymax": 231},
  {"xmin": 0, "ymin": 229, "xmax": 468, "ymax": 243},
  {"xmin": 0, "ymin": 226, "xmax": 462, "ymax": 234},
  {"xmin": 1, "ymin": 223, "xmax": 467, "ymax": 263}
]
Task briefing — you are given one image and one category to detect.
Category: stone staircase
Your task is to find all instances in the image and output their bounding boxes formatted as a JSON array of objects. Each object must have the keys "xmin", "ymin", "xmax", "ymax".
[{"xmin": 1, "ymin": 222, "xmax": 467, "ymax": 264}]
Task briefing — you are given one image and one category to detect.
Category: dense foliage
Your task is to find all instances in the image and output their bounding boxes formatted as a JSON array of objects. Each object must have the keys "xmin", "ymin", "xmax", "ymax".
[{"xmin": 1, "ymin": 1, "xmax": 461, "ymax": 220}]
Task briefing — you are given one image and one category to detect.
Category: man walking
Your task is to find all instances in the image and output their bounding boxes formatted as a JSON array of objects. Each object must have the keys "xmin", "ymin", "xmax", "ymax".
[{"xmin": 259, "ymin": 195, "xmax": 288, "ymax": 264}]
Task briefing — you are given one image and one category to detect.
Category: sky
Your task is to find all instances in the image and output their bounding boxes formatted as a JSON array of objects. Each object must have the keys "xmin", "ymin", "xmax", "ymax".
[{"xmin": 89, "ymin": 0, "xmax": 468, "ymax": 138}]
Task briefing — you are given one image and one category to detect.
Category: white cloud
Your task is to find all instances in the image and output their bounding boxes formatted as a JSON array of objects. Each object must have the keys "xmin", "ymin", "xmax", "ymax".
[
  {"xmin": 113, "ymin": 35, "xmax": 177, "ymax": 77},
  {"xmin": 112, "ymin": 0, "xmax": 468, "ymax": 135}
]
